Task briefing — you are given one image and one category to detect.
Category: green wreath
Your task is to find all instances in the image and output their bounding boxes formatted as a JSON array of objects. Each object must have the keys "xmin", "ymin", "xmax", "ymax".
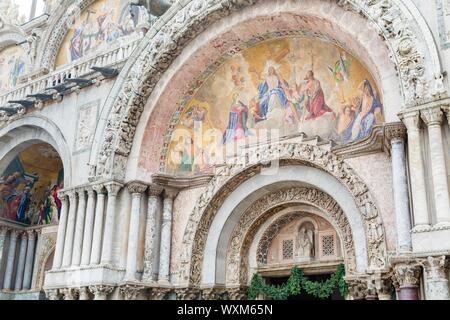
[{"xmin": 248, "ymin": 264, "xmax": 348, "ymax": 300}]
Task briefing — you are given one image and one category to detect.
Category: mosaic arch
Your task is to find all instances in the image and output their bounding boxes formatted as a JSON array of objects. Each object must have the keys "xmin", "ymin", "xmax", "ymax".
[
  {"xmin": 55, "ymin": 0, "xmax": 149, "ymax": 66},
  {"xmin": 0, "ymin": 45, "xmax": 28, "ymax": 92},
  {"xmin": 164, "ymin": 36, "xmax": 384, "ymax": 176},
  {"xmin": 0, "ymin": 143, "xmax": 64, "ymax": 226}
]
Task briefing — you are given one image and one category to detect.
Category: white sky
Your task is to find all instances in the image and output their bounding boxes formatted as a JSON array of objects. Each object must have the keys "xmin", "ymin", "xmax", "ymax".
[{"xmin": 15, "ymin": 0, "xmax": 45, "ymax": 20}]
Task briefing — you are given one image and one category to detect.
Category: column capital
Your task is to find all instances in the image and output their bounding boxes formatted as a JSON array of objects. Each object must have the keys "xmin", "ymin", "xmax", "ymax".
[
  {"xmin": 44, "ymin": 289, "xmax": 61, "ymax": 300},
  {"xmin": 420, "ymin": 107, "xmax": 444, "ymax": 126},
  {"xmin": 61, "ymin": 288, "xmax": 79, "ymax": 300},
  {"xmin": 66, "ymin": 189, "xmax": 78, "ymax": 201},
  {"xmin": 88, "ymin": 285, "xmax": 115, "ymax": 299},
  {"xmin": 104, "ymin": 181, "xmax": 123, "ymax": 196},
  {"xmin": 0, "ymin": 225, "xmax": 8, "ymax": 236},
  {"xmin": 392, "ymin": 262, "xmax": 421, "ymax": 288},
  {"xmin": 26, "ymin": 229, "xmax": 36, "ymax": 237},
  {"xmin": 9, "ymin": 228, "xmax": 19, "ymax": 237},
  {"xmin": 163, "ymin": 187, "xmax": 179, "ymax": 200},
  {"xmin": 385, "ymin": 122, "xmax": 407, "ymax": 143},
  {"xmin": 346, "ymin": 278, "xmax": 367, "ymax": 300},
  {"xmin": 119, "ymin": 284, "xmax": 145, "ymax": 300},
  {"xmin": 76, "ymin": 187, "xmax": 87, "ymax": 197},
  {"xmin": 442, "ymin": 105, "xmax": 450, "ymax": 124},
  {"xmin": 148, "ymin": 184, "xmax": 163, "ymax": 197},
  {"xmin": 86, "ymin": 186, "xmax": 95, "ymax": 197},
  {"xmin": 57, "ymin": 190, "xmax": 69, "ymax": 199},
  {"xmin": 127, "ymin": 181, "xmax": 148, "ymax": 195},
  {"xmin": 19, "ymin": 230, "xmax": 28, "ymax": 240},
  {"xmin": 418, "ymin": 255, "xmax": 448, "ymax": 280},
  {"xmin": 92, "ymin": 184, "xmax": 106, "ymax": 194},
  {"xmin": 399, "ymin": 110, "xmax": 421, "ymax": 130}
]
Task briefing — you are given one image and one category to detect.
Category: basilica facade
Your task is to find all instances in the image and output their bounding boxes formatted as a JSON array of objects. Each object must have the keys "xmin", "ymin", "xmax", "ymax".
[{"xmin": 0, "ymin": 0, "xmax": 449, "ymax": 300}]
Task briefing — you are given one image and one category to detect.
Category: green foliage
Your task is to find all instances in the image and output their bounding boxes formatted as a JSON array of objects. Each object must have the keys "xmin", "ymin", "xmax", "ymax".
[{"xmin": 248, "ymin": 264, "xmax": 348, "ymax": 300}]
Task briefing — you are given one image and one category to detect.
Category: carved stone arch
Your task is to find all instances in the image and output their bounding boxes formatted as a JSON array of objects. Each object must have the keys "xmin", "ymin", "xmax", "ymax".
[
  {"xmin": 178, "ymin": 143, "xmax": 387, "ymax": 287},
  {"xmin": 36, "ymin": 243, "xmax": 56, "ymax": 290},
  {"xmin": 36, "ymin": 0, "xmax": 97, "ymax": 71},
  {"xmin": 0, "ymin": 26, "xmax": 26, "ymax": 50},
  {"xmin": 224, "ymin": 187, "xmax": 354, "ymax": 286},
  {"xmin": 90, "ymin": 0, "xmax": 446, "ymax": 181},
  {"xmin": 0, "ymin": 115, "xmax": 72, "ymax": 186}
]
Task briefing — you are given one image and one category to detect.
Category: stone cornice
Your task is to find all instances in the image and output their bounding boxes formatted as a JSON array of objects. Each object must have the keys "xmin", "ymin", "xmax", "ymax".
[
  {"xmin": 152, "ymin": 173, "xmax": 213, "ymax": 190},
  {"xmin": 331, "ymin": 125, "xmax": 386, "ymax": 158}
]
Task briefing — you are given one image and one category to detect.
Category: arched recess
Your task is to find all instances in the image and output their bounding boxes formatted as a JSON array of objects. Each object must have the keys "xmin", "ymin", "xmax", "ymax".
[
  {"xmin": 0, "ymin": 27, "xmax": 26, "ymax": 50},
  {"xmin": 0, "ymin": 116, "xmax": 72, "ymax": 187},
  {"xmin": 177, "ymin": 143, "xmax": 387, "ymax": 287},
  {"xmin": 89, "ymin": 0, "xmax": 446, "ymax": 182},
  {"xmin": 223, "ymin": 188, "xmax": 353, "ymax": 287}
]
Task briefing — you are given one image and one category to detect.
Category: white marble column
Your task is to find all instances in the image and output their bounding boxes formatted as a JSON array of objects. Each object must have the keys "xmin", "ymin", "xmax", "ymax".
[
  {"xmin": 421, "ymin": 107, "xmax": 450, "ymax": 226},
  {"xmin": 158, "ymin": 188, "xmax": 178, "ymax": 284},
  {"xmin": 386, "ymin": 123, "xmax": 412, "ymax": 252},
  {"xmin": 90, "ymin": 185, "xmax": 106, "ymax": 265},
  {"xmin": 401, "ymin": 111, "xmax": 430, "ymax": 229},
  {"xmin": 62, "ymin": 190, "xmax": 78, "ymax": 267},
  {"xmin": 125, "ymin": 182, "xmax": 148, "ymax": 281},
  {"xmin": 52, "ymin": 191, "xmax": 69, "ymax": 269},
  {"xmin": 23, "ymin": 230, "xmax": 36, "ymax": 290},
  {"xmin": 419, "ymin": 256, "xmax": 450, "ymax": 300},
  {"xmin": 81, "ymin": 187, "xmax": 96, "ymax": 266},
  {"xmin": 14, "ymin": 232, "xmax": 28, "ymax": 290},
  {"xmin": 0, "ymin": 226, "xmax": 8, "ymax": 285},
  {"xmin": 101, "ymin": 182, "xmax": 123, "ymax": 265},
  {"xmin": 142, "ymin": 185, "xmax": 163, "ymax": 283},
  {"xmin": 72, "ymin": 188, "xmax": 87, "ymax": 266},
  {"xmin": 3, "ymin": 230, "xmax": 18, "ymax": 290}
]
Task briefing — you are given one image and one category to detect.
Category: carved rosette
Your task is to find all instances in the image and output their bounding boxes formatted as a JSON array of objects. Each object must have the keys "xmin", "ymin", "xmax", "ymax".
[
  {"xmin": 93, "ymin": 0, "xmax": 444, "ymax": 181},
  {"xmin": 179, "ymin": 143, "xmax": 386, "ymax": 286}
]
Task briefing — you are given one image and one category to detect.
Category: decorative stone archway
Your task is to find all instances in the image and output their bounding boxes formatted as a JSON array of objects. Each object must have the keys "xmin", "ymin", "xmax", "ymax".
[
  {"xmin": 177, "ymin": 143, "xmax": 387, "ymax": 287},
  {"xmin": 89, "ymin": 0, "xmax": 446, "ymax": 182},
  {"xmin": 225, "ymin": 187, "xmax": 354, "ymax": 286}
]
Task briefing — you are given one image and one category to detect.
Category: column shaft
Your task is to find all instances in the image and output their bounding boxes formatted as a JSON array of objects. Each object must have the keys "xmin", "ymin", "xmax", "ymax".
[
  {"xmin": 23, "ymin": 231, "xmax": 36, "ymax": 290},
  {"xmin": 52, "ymin": 193, "xmax": 69, "ymax": 269},
  {"xmin": 81, "ymin": 188, "xmax": 96, "ymax": 266},
  {"xmin": 3, "ymin": 230, "xmax": 18, "ymax": 290},
  {"xmin": 90, "ymin": 187, "xmax": 106, "ymax": 265},
  {"xmin": 14, "ymin": 232, "xmax": 28, "ymax": 290},
  {"xmin": 62, "ymin": 192, "xmax": 78, "ymax": 267},
  {"xmin": 101, "ymin": 183, "xmax": 122, "ymax": 265},
  {"xmin": 402, "ymin": 112, "xmax": 430, "ymax": 228},
  {"xmin": 158, "ymin": 190, "xmax": 177, "ymax": 283},
  {"xmin": 0, "ymin": 227, "xmax": 8, "ymax": 287},
  {"xmin": 72, "ymin": 189, "xmax": 87, "ymax": 266}
]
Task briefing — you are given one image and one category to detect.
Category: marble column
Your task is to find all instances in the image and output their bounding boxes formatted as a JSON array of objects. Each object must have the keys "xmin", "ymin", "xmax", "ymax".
[
  {"xmin": 419, "ymin": 256, "xmax": 450, "ymax": 300},
  {"xmin": 0, "ymin": 226, "xmax": 8, "ymax": 286},
  {"xmin": 14, "ymin": 232, "xmax": 28, "ymax": 290},
  {"xmin": 421, "ymin": 107, "xmax": 450, "ymax": 226},
  {"xmin": 158, "ymin": 188, "xmax": 178, "ymax": 284},
  {"xmin": 23, "ymin": 230, "xmax": 36, "ymax": 290},
  {"xmin": 62, "ymin": 190, "xmax": 78, "ymax": 267},
  {"xmin": 142, "ymin": 185, "xmax": 163, "ymax": 283},
  {"xmin": 3, "ymin": 230, "xmax": 18, "ymax": 290},
  {"xmin": 81, "ymin": 187, "xmax": 96, "ymax": 266},
  {"xmin": 401, "ymin": 111, "xmax": 430, "ymax": 229},
  {"xmin": 72, "ymin": 188, "xmax": 87, "ymax": 266},
  {"xmin": 393, "ymin": 262, "xmax": 421, "ymax": 300},
  {"xmin": 101, "ymin": 182, "xmax": 123, "ymax": 265},
  {"xmin": 386, "ymin": 123, "xmax": 412, "ymax": 252},
  {"xmin": 90, "ymin": 185, "xmax": 106, "ymax": 265},
  {"xmin": 52, "ymin": 191, "xmax": 69, "ymax": 269},
  {"xmin": 125, "ymin": 181, "xmax": 147, "ymax": 281}
]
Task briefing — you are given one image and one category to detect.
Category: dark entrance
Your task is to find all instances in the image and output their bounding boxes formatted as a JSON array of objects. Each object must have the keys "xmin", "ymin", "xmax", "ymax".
[{"xmin": 264, "ymin": 274, "xmax": 345, "ymax": 300}]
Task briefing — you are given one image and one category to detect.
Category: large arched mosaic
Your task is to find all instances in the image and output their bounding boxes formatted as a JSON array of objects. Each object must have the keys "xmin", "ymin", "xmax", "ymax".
[
  {"xmin": 164, "ymin": 36, "xmax": 384, "ymax": 175},
  {"xmin": 225, "ymin": 187, "xmax": 355, "ymax": 286},
  {"xmin": 178, "ymin": 143, "xmax": 387, "ymax": 286}
]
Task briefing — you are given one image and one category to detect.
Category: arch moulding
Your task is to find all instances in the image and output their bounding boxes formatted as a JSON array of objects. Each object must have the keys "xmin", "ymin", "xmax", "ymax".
[
  {"xmin": 89, "ymin": 0, "xmax": 446, "ymax": 182},
  {"xmin": 177, "ymin": 143, "xmax": 387, "ymax": 287}
]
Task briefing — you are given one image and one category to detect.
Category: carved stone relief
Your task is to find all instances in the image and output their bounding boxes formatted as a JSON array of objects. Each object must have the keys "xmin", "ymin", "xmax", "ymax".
[{"xmin": 74, "ymin": 101, "xmax": 99, "ymax": 153}]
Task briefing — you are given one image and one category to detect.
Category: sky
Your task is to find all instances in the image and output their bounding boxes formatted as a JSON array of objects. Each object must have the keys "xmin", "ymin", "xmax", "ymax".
[{"xmin": 15, "ymin": 0, "xmax": 45, "ymax": 20}]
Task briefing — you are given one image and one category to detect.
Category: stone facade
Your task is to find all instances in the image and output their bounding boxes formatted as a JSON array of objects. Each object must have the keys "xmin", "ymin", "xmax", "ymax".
[{"xmin": 0, "ymin": 0, "xmax": 449, "ymax": 300}]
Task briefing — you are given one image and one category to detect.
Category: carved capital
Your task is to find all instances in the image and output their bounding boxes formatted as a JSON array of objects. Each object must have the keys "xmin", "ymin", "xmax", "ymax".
[
  {"xmin": 163, "ymin": 188, "xmax": 179, "ymax": 200},
  {"xmin": 149, "ymin": 288, "xmax": 171, "ymax": 300},
  {"xmin": 86, "ymin": 187, "xmax": 95, "ymax": 198},
  {"xmin": 19, "ymin": 230, "xmax": 28, "ymax": 240},
  {"xmin": 45, "ymin": 289, "xmax": 61, "ymax": 300},
  {"xmin": 392, "ymin": 263, "xmax": 421, "ymax": 288},
  {"xmin": 26, "ymin": 229, "xmax": 36, "ymax": 238},
  {"xmin": 227, "ymin": 287, "xmax": 247, "ymax": 300},
  {"xmin": 418, "ymin": 256, "xmax": 448, "ymax": 280},
  {"xmin": 67, "ymin": 189, "xmax": 78, "ymax": 201},
  {"xmin": 79, "ymin": 287, "xmax": 90, "ymax": 300},
  {"xmin": 92, "ymin": 184, "xmax": 106, "ymax": 194},
  {"xmin": 400, "ymin": 111, "xmax": 421, "ymax": 131},
  {"xmin": 175, "ymin": 288, "xmax": 199, "ymax": 300},
  {"xmin": 442, "ymin": 105, "xmax": 450, "ymax": 125},
  {"xmin": 0, "ymin": 225, "xmax": 8, "ymax": 236},
  {"xmin": 420, "ymin": 107, "xmax": 444, "ymax": 126},
  {"xmin": 61, "ymin": 288, "xmax": 79, "ymax": 300},
  {"xmin": 385, "ymin": 122, "xmax": 407, "ymax": 143},
  {"xmin": 105, "ymin": 182, "xmax": 123, "ymax": 196},
  {"xmin": 119, "ymin": 284, "xmax": 145, "ymax": 300},
  {"xmin": 202, "ymin": 288, "xmax": 224, "ymax": 300},
  {"xmin": 148, "ymin": 184, "xmax": 164, "ymax": 197},
  {"xmin": 127, "ymin": 181, "xmax": 148, "ymax": 195},
  {"xmin": 347, "ymin": 279, "xmax": 367, "ymax": 300},
  {"xmin": 88, "ymin": 285, "xmax": 115, "ymax": 299}
]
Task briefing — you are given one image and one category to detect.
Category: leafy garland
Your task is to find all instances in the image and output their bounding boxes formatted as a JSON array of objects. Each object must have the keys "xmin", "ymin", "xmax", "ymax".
[{"xmin": 248, "ymin": 264, "xmax": 348, "ymax": 300}]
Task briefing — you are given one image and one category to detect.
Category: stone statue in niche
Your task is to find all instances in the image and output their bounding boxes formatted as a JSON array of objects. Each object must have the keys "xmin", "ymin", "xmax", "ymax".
[{"xmin": 297, "ymin": 225, "xmax": 315, "ymax": 261}]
